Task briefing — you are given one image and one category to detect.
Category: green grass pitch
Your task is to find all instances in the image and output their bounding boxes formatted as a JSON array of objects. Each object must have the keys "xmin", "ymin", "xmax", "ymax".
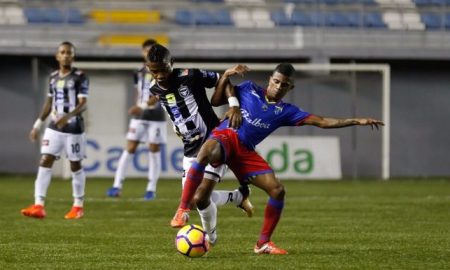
[{"xmin": 0, "ymin": 176, "xmax": 449, "ymax": 269}]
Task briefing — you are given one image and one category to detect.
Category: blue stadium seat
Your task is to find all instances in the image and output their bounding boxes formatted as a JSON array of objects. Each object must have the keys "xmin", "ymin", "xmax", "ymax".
[
  {"xmin": 215, "ymin": 10, "xmax": 233, "ymax": 25},
  {"xmin": 291, "ymin": 11, "xmax": 322, "ymax": 26},
  {"xmin": 414, "ymin": 0, "xmax": 432, "ymax": 5},
  {"xmin": 445, "ymin": 13, "xmax": 450, "ymax": 29},
  {"xmin": 194, "ymin": 10, "xmax": 216, "ymax": 25},
  {"xmin": 325, "ymin": 12, "xmax": 351, "ymax": 27},
  {"xmin": 421, "ymin": 13, "xmax": 442, "ymax": 29},
  {"xmin": 175, "ymin": 10, "xmax": 194, "ymax": 25},
  {"xmin": 271, "ymin": 10, "xmax": 294, "ymax": 26},
  {"xmin": 45, "ymin": 8, "xmax": 64, "ymax": 23},
  {"xmin": 346, "ymin": 12, "xmax": 362, "ymax": 27},
  {"xmin": 24, "ymin": 8, "xmax": 46, "ymax": 23},
  {"xmin": 363, "ymin": 12, "xmax": 386, "ymax": 28},
  {"xmin": 67, "ymin": 9, "xmax": 84, "ymax": 24}
]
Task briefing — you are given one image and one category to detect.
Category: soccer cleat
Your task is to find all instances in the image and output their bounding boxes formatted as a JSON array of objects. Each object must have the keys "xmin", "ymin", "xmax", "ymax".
[
  {"xmin": 64, "ymin": 206, "xmax": 84, "ymax": 219},
  {"xmin": 21, "ymin": 204, "xmax": 46, "ymax": 219},
  {"xmin": 254, "ymin": 241, "xmax": 288, "ymax": 255},
  {"xmin": 170, "ymin": 208, "xmax": 190, "ymax": 228},
  {"xmin": 238, "ymin": 185, "xmax": 254, "ymax": 218},
  {"xmin": 106, "ymin": 187, "xmax": 121, "ymax": 197},
  {"xmin": 205, "ymin": 231, "xmax": 217, "ymax": 247},
  {"xmin": 143, "ymin": 191, "xmax": 156, "ymax": 200}
]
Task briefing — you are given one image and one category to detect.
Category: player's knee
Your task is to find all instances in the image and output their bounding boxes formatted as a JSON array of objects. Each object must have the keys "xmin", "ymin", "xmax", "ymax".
[
  {"xmin": 193, "ymin": 193, "xmax": 209, "ymax": 210},
  {"xmin": 70, "ymin": 161, "xmax": 82, "ymax": 172},
  {"xmin": 39, "ymin": 155, "xmax": 54, "ymax": 168},
  {"xmin": 270, "ymin": 184, "xmax": 285, "ymax": 200}
]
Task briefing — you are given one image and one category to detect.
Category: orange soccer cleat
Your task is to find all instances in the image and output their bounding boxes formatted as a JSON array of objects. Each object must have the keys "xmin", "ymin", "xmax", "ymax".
[
  {"xmin": 254, "ymin": 241, "xmax": 288, "ymax": 255},
  {"xmin": 21, "ymin": 204, "xmax": 46, "ymax": 219},
  {"xmin": 170, "ymin": 208, "xmax": 190, "ymax": 228},
  {"xmin": 64, "ymin": 206, "xmax": 84, "ymax": 219}
]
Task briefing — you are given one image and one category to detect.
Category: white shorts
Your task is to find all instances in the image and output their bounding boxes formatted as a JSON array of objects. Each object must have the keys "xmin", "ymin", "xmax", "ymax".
[
  {"xmin": 181, "ymin": 156, "xmax": 228, "ymax": 187},
  {"xmin": 126, "ymin": 119, "xmax": 167, "ymax": 144},
  {"xmin": 41, "ymin": 128, "xmax": 86, "ymax": 161}
]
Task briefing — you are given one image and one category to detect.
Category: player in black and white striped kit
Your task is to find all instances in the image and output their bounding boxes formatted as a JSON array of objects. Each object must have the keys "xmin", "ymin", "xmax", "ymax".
[
  {"xmin": 106, "ymin": 39, "xmax": 167, "ymax": 200},
  {"xmin": 21, "ymin": 41, "xmax": 88, "ymax": 219},
  {"xmin": 146, "ymin": 44, "xmax": 253, "ymax": 229}
]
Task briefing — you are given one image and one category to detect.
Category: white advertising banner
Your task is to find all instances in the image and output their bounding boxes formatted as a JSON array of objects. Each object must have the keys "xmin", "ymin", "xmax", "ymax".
[{"xmin": 79, "ymin": 135, "xmax": 341, "ymax": 180}]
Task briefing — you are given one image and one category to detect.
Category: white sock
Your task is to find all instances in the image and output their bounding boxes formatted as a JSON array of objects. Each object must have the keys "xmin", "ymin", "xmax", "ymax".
[
  {"xmin": 72, "ymin": 168, "xmax": 86, "ymax": 207},
  {"xmin": 198, "ymin": 202, "xmax": 217, "ymax": 242},
  {"xmin": 146, "ymin": 151, "xmax": 161, "ymax": 192},
  {"xmin": 34, "ymin": 166, "xmax": 53, "ymax": 206},
  {"xmin": 113, "ymin": 151, "xmax": 133, "ymax": 189},
  {"xmin": 211, "ymin": 189, "xmax": 243, "ymax": 207}
]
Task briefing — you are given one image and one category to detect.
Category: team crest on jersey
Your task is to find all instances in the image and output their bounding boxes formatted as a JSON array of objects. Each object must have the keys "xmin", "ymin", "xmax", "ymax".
[
  {"xmin": 274, "ymin": 106, "xmax": 283, "ymax": 115},
  {"xmin": 200, "ymin": 70, "xmax": 215, "ymax": 78},
  {"xmin": 262, "ymin": 104, "xmax": 268, "ymax": 111},
  {"xmin": 67, "ymin": 80, "xmax": 74, "ymax": 88},
  {"xmin": 178, "ymin": 85, "xmax": 190, "ymax": 98},
  {"xmin": 179, "ymin": 69, "xmax": 189, "ymax": 77}
]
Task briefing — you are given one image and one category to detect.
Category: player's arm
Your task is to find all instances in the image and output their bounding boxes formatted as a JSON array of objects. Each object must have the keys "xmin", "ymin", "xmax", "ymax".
[
  {"xmin": 302, "ymin": 114, "xmax": 384, "ymax": 130},
  {"xmin": 29, "ymin": 96, "xmax": 53, "ymax": 142},
  {"xmin": 55, "ymin": 96, "xmax": 87, "ymax": 129}
]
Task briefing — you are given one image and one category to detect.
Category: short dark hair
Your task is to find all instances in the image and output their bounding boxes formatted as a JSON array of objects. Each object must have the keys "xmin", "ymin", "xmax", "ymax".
[
  {"xmin": 142, "ymin": 39, "xmax": 157, "ymax": 49},
  {"xmin": 274, "ymin": 63, "xmax": 295, "ymax": 77},
  {"xmin": 147, "ymin": 44, "xmax": 171, "ymax": 63},
  {"xmin": 59, "ymin": 41, "xmax": 75, "ymax": 52}
]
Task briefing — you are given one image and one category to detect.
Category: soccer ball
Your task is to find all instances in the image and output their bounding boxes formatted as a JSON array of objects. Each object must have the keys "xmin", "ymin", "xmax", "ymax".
[{"xmin": 175, "ymin": 224, "xmax": 209, "ymax": 258}]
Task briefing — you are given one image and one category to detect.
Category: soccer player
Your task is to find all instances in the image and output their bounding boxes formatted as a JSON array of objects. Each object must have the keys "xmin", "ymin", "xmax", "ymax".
[
  {"xmin": 21, "ymin": 41, "xmax": 89, "ymax": 219},
  {"xmin": 106, "ymin": 39, "xmax": 167, "ymax": 200},
  {"xmin": 146, "ymin": 44, "xmax": 253, "ymax": 228},
  {"xmin": 175, "ymin": 63, "xmax": 384, "ymax": 254}
]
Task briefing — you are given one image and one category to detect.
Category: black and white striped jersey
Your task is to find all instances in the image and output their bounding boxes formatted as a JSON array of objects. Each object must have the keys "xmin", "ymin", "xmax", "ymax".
[
  {"xmin": 47, "ymin": 68, "xmax": 89, "ymax": 134},
  {"xmin": 150, "ymin": 68, "xmax": 220, "ymax": 157},
  {"xmin": 134, "ymin": 66, "xmax": 165, "ymax": 122}
]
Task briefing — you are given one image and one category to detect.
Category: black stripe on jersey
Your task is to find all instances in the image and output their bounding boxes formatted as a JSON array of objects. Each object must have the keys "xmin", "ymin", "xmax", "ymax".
[{"xmin": 63, "ymin": 86, "xmax": 69, "ymax": 113}]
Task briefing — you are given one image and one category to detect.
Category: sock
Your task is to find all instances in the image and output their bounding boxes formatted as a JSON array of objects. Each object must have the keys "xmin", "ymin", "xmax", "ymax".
[
  {"xmin": 34, "ymin": 166, "xmax": 53, "ymax": 206},
  {"xmin": 210, "ymin": 189, "xmax": 242, "ymax": 207},
  {"xmin": 258, "ymin": 198, "xmax": 284, "ymax": 246},
  {"xmin": 72, "ymin": 168, "xmax": 86, "ymax": 207},
  {"xmin": 198, "ymin": 202, "xmax": 217, "ymax": 241},
  {"xmin": 179, "ymin": 161, "xmax": 205, "ymax": 209},
  {"xmin": 146, "ymin": 151, "xmax": 161, "ymax": 192},
  {"xmin": 113, "ymin": 151, "xmax": 133, "ymax": 189}
]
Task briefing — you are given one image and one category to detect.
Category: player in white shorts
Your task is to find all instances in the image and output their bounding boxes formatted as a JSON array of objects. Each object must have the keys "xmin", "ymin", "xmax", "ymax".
[
  {"xmin": 21, "ymin": 41, "xmax": 88, "ymax": 219},
  {"xmin": 106, "ymin": 39, "xmax": 167, "ymax": 200}
]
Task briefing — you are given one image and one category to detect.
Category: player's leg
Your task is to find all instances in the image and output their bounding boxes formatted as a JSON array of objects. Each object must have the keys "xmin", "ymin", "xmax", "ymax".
[
  {"xmin": 21, "ymin": 128, "xmax": 62, "ymax": 218},
  {"xmin": 64, "ymin": 133, "xmax": 86, "ymax": 219},
  {"xmin": 194, "ymin": 178, "xmax": 218, "ymax": 245},
  {"xmin": 171, "ymin": 139, "xmax": 223, "ymax": 228},
  {"xmin": 250, "ymin": 173, "xmax": 287, "ymax": 255},
  {"xmin": 107, "ymin": 119, "xmax": 142, "ymax": 197},
  {"xmin": 144, "ymin": 121, "xmax": 166, "ymax": 200}
]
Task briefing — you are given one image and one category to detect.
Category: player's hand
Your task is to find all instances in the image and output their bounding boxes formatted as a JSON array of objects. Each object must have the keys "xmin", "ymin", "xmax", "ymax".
[
  {"xmin": 55, "ymin": 116, "xmax": 69, "ymax": 129},
  {"xmin": 148, "ymin": 96, "xmax": 159, "ymax": 109},
  {"xmin": 29, "ymin": 128, "xmax": 39, "ymax": 142},
  {"xmin": 224, "ymin": 64, "xmax": 250, "ymax": 78},
  {"xmin": 224, "ymin": 107, "xmax": 242, "ymax": 129},
  {"xmin": 358, "ymin": 118, "xmax": 384, "ymax": 130},
  {"xmin": 128, "ymin": 105, "xmax": 143, "ymax": 116}
]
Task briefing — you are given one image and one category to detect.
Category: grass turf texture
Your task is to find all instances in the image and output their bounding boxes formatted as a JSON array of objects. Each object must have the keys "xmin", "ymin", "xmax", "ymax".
[{"xmin": 0, "ymin": 176, "xmax": 449, "ymax": 269}]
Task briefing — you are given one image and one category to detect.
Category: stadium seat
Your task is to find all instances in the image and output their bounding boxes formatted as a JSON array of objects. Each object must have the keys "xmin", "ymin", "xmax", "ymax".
[
  {"xmin": 325, "ymin": 12, "xmax": 352, "ymax": 27},
  {"xmin": 291, "ymin": 11, "xmax": 322, "ymax": 26},
  {"xmin": 45, "ymin": 8, "xmax": 64, "ymax": 23},
  {"xmin": 363, "ymin": 12, "xmax": 386, "ymax": 28},
  {"xmin": 24, "ymin": 8, "xmax": 46, "ymax": 23},
  {"xmin": 90, "ymin": 10, "xmax": 160, "ymax": 24},
  {"xmin": 67, "ymin": 9, "xmax": 84, "ymax": 24},
  {"xmin": 98, "ymin": 34, "xmax": 169, "ymax": 47},
  {"xmin": 445, "ymin": 13, "xmax": 450, "ymax": 29},
  {"xmin": 421, "ymin": 13, "xmax": 442, "ymax": 29},
  {"xmin": 194, "ymin": 10, "xmax": 216, "ymax": 25},
  {"xmin": 271, "ymin": 10, "xmax": 294, "ymax": 26},
  {"xmin": 175, "ymin": 10, "xmax": 194, "ymax": 25},
  {"xmin": 215, "ymin": 10, "xmax": 233, "ymax": 25}
]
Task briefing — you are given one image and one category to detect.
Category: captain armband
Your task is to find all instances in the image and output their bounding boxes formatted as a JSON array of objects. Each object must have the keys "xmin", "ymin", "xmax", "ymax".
[
  {"xmin": 228, "ymin": 96, "xmax": 240, "ymax": 107},
  {"xmin": 33, "ymin": 118, "xmax": 43, "ymax": 130}
]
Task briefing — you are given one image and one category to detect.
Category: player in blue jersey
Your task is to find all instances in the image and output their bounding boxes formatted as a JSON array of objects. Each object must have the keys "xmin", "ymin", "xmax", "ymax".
[
  {"xmin": 106, "ymin": 39, "xmax": 167, "ymax": 200},
  {"xmin": 145, "ymin": 44, "xmax": 253, "ymax": 228},
  {"xmin": 174, "ymin": 63, "xmax": 384, "ymax": 254},
  {"xmin": 21, "ymin": 41, "xmax": 89, "ymax": 219}
]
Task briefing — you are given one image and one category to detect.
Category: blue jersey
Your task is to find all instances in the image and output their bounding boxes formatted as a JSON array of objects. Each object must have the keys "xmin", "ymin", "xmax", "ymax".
[{"xmin": 218, "ymin": 80, "xmax": 310, "ymax": 150}]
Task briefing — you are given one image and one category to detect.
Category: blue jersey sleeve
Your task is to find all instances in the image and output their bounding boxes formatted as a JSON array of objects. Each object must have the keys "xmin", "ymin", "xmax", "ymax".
[{"xmin": 284, "ymin": 104, "xmax": 311, "ymax": 126}]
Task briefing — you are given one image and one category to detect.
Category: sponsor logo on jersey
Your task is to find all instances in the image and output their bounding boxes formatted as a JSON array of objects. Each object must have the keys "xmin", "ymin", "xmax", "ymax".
[
  {"xmin": 242, "ymin": 109, "xmax": 271, "ymax": 129},
  {"xmin": 178, "ymin": 85, "xmax": 190, "ymax": 98},
  {"xmin": 274, "ymin": 106, "xmax": 283, "ymax": 115},
  {"xmin": 42, "ymin": 140, "xmax": 49, "ymax": 146},
  {"xmin": 67, "ymin": 80, "xmax": 74, "ymax": 88},
  {"xmin": 165, "ymin": 93, "xmax": 177, "ymax": 104},
  {"xmin": 57, "ymin": 80, "xmax": 65, "ymax": 88}
]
